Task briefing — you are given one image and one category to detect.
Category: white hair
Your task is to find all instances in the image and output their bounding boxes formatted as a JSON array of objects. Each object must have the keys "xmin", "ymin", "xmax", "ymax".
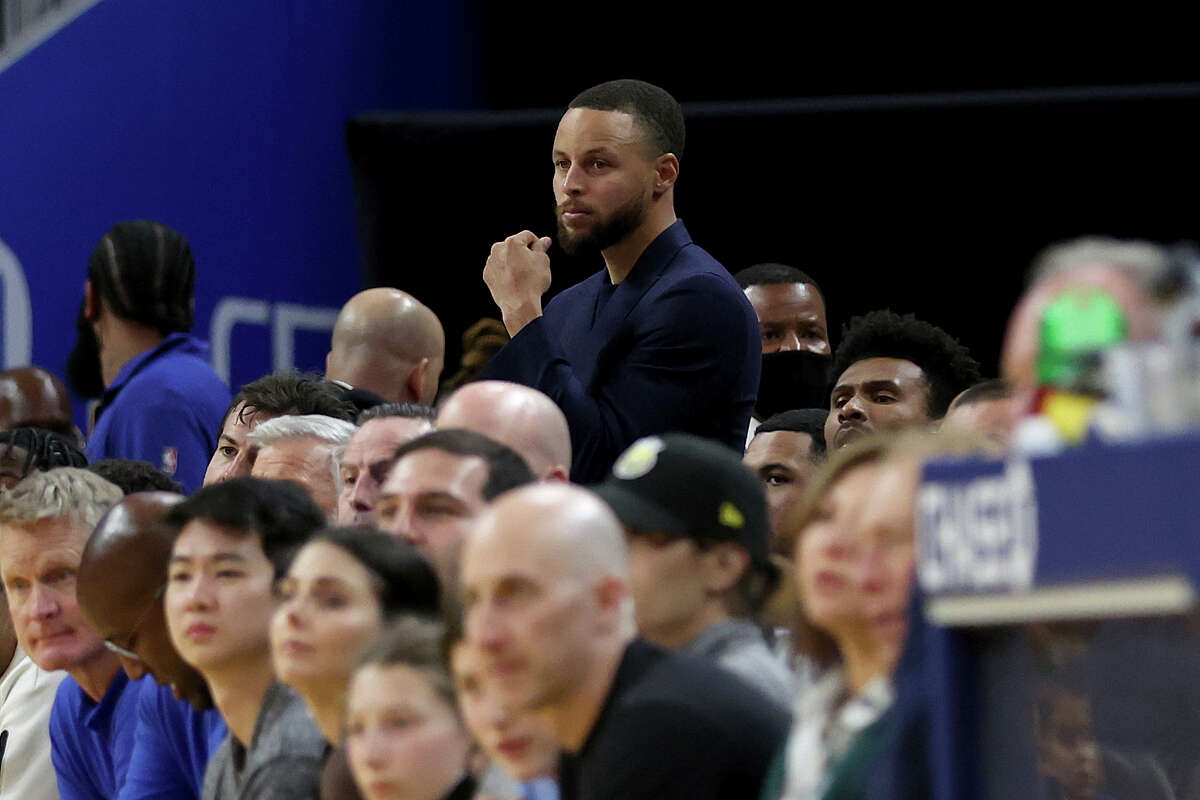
[
  {"xmin": 0, "ymin": 467, "xmax": 122, "ymax": 529},
  {"xmin": 248, "ymin": 414, "xmax": 356, "ymax": 450}
]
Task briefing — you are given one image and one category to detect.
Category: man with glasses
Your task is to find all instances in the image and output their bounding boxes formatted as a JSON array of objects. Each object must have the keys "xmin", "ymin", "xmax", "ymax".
[
  {"xmin": 0, "ymin": 468, "xmax": 135, "ymax": 798},
  {"xmin": 78, "ymin": 491, "xmax": 228, "ymax": 799}
]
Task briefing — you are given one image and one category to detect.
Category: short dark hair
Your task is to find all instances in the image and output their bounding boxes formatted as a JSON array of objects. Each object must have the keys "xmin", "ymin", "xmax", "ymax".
[
  {"xmin": 754, "ymin": 409, "xmax": 828, "ymax": 461},
  {"xmin": 569, "ymin": 79, "xmax": 685, "ymax": 161},
  {"xmin": 951, "ymin": 378, "xmax": 1014, "ymax": 408},
  {"xmin": 390, "ymin": 429, "xmax": 534, "ymax": 501},
  {"xmin": 832, "ymin": 310, "xmax": 981, "ymax": 419},
  {"xmin": 357, "ymin": 402, "xmax": 437, "ymax": 426},
  {"xmin": 733, "ymin": 263, "xmax": 824, "ymax": 300},
  {"xmin": 88, "ymin": 220, "xmax": 195, "ymax": 335},
  {"xmin": 219, "ymin": 372, "xmax": 357, "ymax": 434},
  {"xmin": 304, "ymin": 527, "xmax": 441, "ymax": 620},
  {"xmin": 165, "ymin": 477, "xmax": 326, "ymax": 578},
  {"xmin": 0, "ymin": 427, "xmax": 88, "ymax": 476},
  {"xmin": 87, "ymin": 458, "xmax": 184, "ymax": 495}
]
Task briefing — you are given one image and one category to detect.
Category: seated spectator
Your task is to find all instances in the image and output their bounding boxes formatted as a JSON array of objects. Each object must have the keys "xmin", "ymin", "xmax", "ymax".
[
  {"xmin": 77, "ymin": 491, "xmax": 226, "ymax": 799},
  {"xmin": 345, "ymin": 618, "xmax": 477, "ymax": 800},
  {"xmin": 270, "ymin": 527, "xmax": 441, "ymax": 743},
  {"xmin": 461, "ymin": 483, "xmax": 789, "ymax": 800},
  {"xmin": 375, "ymin": 430, "xmax": 534, "ymax": 593},
  {"xmin": 0, "ymin": 468, "xmax": 133, "ymax": 798},
  {"xmin": 72, "ymin": 220, "xmax": 231, "ymax": 492},
  {"xmin": 436, "ymin": 381, "xmax": 571, "ymax": 481},
  {"xmin": 766, "ymin": 431, "xmax": 993, "ymax": 800},
  {"xmin": 164, "ymin": 478, "xmax": 328, "ymax": 798},
  {"xmin": 450, "ymin": 636, "xmax": 562, "ymax": 799},
  {"xmin": 326, "ymin": 288, "xmax": 445, "ymax": 405},
  {"xmin": 0, "ymin": 365, "xmax": 82, "ymax": 445},
  {"xmin": 0, "ymin": 426, "xmax": 87, "ymax": 491},
  {"xmin": 595, "ymin": 434, "xmax": 792, "ymax": 707},
  {"xmin": 249, "ymin": 414, "xmax": 356, "ymax": 519},
  {"xmin": 87, "ymin": 457, "xmax": 185, "ymax": 494},
  {"xmin": 735, "ymin": 264, "xmax": 833, "ymax": 431},
  {"xmin": 940, "ymin": 379, "xmax": 1018, "ymax": 447},
  {"xmin": 337, "ymin": 404, "xmax": 436, "ymax": 527},
  {"xmin": 743, "ymin": 409, "xmax": 828, "ymax": 556},
  {"xmin": 203, "ymin": 372, "xmax": 356, "ymax": 487},
  {"xmin": 824, "ymin": 310, "xmax": 980, "ymax": 450}
]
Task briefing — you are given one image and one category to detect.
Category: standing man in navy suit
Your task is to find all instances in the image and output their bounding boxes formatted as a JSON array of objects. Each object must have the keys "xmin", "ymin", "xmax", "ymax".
[{"xmin": 482, "ymin": 79, "xmax": 760, "ymax": 482}]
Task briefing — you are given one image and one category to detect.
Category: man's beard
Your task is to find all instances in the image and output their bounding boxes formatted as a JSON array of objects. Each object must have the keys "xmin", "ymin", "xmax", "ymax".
[
  {"xmin": 66, "ymin": 300, "xmax": 105, "ymax": 399},
  {"xmin": 555, "ymin": 191, "xmax": 647, "ymax": 256}
]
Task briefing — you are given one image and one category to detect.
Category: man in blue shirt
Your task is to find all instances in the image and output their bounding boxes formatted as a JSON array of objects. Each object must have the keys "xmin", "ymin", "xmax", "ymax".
[
  {"xmin": 78, "ymin": 491, "xmax": 228, "ymax": 799},
  {"xmin": 481, "ymin": 80, "xmax": 760, "ymax": 482},
  {"xmin": 0, "ymin": 468, "xmax": 136, "ymax": 799},
  {"xmin": 70, "ymin": 220, "xmax": 230, "ymax": 493}
]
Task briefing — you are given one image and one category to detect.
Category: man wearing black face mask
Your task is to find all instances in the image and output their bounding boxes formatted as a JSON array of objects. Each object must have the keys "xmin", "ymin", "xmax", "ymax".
[{"xmin": 734, "ymin": 264, "xmax": 832, "ymax": 445}]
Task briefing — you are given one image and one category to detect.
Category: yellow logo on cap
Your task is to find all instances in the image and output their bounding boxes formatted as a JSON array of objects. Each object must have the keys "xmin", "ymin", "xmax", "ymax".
[
  {"xmin": 718, "ymin": 501, "xmax": 744, "ymax": 529},
  {"xmin": 613, "ymin": 437, "xmax": 666, "ymax": 480}
]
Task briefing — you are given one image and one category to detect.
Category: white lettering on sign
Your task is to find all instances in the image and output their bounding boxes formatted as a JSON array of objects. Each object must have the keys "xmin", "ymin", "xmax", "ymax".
[
  {"xmin": 210, "ymin": 297, "xmax": 339, "ymax": 385},
  {"xmin": 0, "ymin": 238, "xmax": 33, "ymax": 369},
  {"xmin": 917, "ymin": 459, "xmax": 1039, "ymax": 594}
]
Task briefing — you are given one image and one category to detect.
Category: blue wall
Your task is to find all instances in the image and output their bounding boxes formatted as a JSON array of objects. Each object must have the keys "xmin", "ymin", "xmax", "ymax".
[{"xmin": 0, "ymin": 0, "xmax": 477, "ymax": 426}]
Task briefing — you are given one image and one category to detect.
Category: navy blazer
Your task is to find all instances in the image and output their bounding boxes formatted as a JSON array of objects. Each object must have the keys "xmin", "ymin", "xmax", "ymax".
[{"xmin": 484, "ymin": 220, "xmax": 760, "ymax": 483}]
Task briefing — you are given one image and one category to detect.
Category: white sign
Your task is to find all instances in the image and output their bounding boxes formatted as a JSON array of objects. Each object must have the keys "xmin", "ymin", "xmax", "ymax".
[
  {"xmin": 917, "ymin": 459, "xmax": 1040, "ymax": 594},
  {"xmin": 209, "ymin": 296, "xmax": 339, "ymax": 384},
  {"xmin": 0, "ymin": 237, "xmax": 33, "ymax": 369}
]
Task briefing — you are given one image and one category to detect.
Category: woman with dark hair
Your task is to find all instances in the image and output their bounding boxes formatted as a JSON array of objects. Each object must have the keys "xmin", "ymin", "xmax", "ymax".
[
  {"xmin": 0, "ymin": 426, "xmax": 87, "ymax": 490},
  {"xmin": 346, "ymin": 618, "xmax": 476, "ymax": 800},
  {"xmin": 270, "ymin": 527, "xmax": 441, "ymax": 744}
]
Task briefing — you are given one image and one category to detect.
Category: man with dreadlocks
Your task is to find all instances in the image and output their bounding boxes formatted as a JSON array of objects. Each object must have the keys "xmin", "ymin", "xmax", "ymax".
[{"xmin": 69, "ymin": 220, "xmax": 230, "ymax": 492}]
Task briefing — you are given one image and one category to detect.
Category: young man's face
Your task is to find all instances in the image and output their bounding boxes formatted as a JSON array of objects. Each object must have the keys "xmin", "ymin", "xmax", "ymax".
[
  {"xmin": 625, "ymin": 532, "xmax": 723, "ymax": 648},
  {"xmin": 825, "ymin": 357, "xmax": 931, "ymax": 449},
  {"xmin": 165, "ymin": 519, "xmax": 278, "ymax": 676},
  {"xmin": 743, "ymin": 430, "xmax": 819, "ymax": 554},
  {"xmin": 0, "ymin": 516, "xmax": 106, "ymax": 671},
  {"xmin": 552, "ymin": 107, "xmax": 657, "ymax": 255},
  {"xmin": 203, "ymin": 404, "xmax": 272, "ymax": 486},
  {"xmin": 375, "ymin": 449, "xmax": 490, "ymax": 591}
]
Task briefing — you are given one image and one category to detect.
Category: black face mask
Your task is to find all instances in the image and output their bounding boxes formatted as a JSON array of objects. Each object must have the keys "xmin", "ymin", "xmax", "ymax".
[
  {"xmin": 755, "ymin": 350, "xmax": 833, "ymax": 420},
  {"xmin": 66, "ymin": 299, "xmax": 105, "ymax": 399}
]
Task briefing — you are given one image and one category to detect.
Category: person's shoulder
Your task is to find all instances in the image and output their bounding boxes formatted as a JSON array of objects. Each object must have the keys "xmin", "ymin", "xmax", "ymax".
[
  {"xmin": 255, "ymin": 684, "xmax": 327, "ymax": 758},
  {"xmin": 618, "ymin": 645, "xmax": 788, "ymax": 728},
  {"xmin": 129, "ymin": 338, "xmax": 227, "ymax": 393}
]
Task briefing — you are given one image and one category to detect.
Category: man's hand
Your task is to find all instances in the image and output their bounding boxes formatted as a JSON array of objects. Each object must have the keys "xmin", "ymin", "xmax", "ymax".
[{"xmin": 484, "ymin": 230, "xmax": 553, "ymax": 337}]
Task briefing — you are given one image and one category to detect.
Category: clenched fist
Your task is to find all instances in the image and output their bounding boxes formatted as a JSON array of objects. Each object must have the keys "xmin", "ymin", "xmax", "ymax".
[{"xmin": 483, "ymin": 230, "xmax": 554, "ymax": 336}]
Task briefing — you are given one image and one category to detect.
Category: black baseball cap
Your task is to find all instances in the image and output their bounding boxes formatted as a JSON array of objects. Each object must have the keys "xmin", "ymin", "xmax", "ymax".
[{"xmin": 593, "ymin": 433, "xmax": 772, "ymax": 568}]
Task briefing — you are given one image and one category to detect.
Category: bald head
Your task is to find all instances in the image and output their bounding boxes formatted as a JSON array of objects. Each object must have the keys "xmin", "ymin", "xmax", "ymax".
[
  {"xmin": 437, "ymin": 382, "xmax": 571, "ymax": 481},
  {"xmin": 461, "ymin": 484, "xmax": 632, "ymax": 732},
  {"xmin": 77, "ymin": 491, "xmax": 214, "ymax": 709},
  {"xmin": 326, "ymin": 288, "xmax": 445, "ymax": 404},
  {"xmin": 470, "ymin": 483, "xmax": 628, "ymax": 585},
  {"xmin": 0, "ymin": 366, "xmax": 75, "ymax": 438},
  {"xmin": 79, "ymin": 492, "xmax": 184, "ymax": 627}
]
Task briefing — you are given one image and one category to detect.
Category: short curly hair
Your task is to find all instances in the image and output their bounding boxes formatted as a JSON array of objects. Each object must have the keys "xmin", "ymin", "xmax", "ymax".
[{"xmin": 831, "ymin": 310, "xmax": 981, "ymax": 419}]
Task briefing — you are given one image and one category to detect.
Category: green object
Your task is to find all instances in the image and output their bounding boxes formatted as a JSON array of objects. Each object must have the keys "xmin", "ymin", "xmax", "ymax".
[{"xmin": 1036, "ymin": 288, "xmax": 1128, "ymax": 388}]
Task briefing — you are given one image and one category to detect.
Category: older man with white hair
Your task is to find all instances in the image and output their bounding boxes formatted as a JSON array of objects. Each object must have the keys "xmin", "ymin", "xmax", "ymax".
[
  {"xmin": 249, "ymin": 414, "xmax": 355, "ymax": 519},
  {"xmin": 0, "ymin": 468, "xmax": 128, "ymax": 798},
  {"xmin": 436, "ymin": 381, "xmax": 571, "ymax": 481}
]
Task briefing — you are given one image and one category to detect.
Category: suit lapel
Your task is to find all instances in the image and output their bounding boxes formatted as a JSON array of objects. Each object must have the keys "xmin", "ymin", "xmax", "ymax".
[{"xmin": 570, "ymin": 221, "xmax": 692, "ymax": 389}]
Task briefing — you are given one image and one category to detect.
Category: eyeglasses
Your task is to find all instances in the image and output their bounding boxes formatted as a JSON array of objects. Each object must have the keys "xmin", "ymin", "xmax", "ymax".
[{"xmin": 103, "ymin": 583, "xmax": 165, "ymax": 661}]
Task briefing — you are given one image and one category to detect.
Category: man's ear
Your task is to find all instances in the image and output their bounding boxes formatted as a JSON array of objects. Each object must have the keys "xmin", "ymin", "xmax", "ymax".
[
  {"xmin": 408, "ymin": 358, "xmax": 430, "ymax": 404},
  {"xmin": 653, "ymin": 153, "xmax": 680, "ymax": 197},
  {"xmin": 594, "ymin": 575, "xmax": 629, "ymax": 635},
  {"xmin": 701, "ymin": 542, "xmax": 750, "ymax": 594}
]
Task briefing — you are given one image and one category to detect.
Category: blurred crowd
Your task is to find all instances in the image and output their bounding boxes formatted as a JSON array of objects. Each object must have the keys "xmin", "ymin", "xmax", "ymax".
[{"xmin": 1, "ymin": 78, "xmax": 1193, "ymax": 800}]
